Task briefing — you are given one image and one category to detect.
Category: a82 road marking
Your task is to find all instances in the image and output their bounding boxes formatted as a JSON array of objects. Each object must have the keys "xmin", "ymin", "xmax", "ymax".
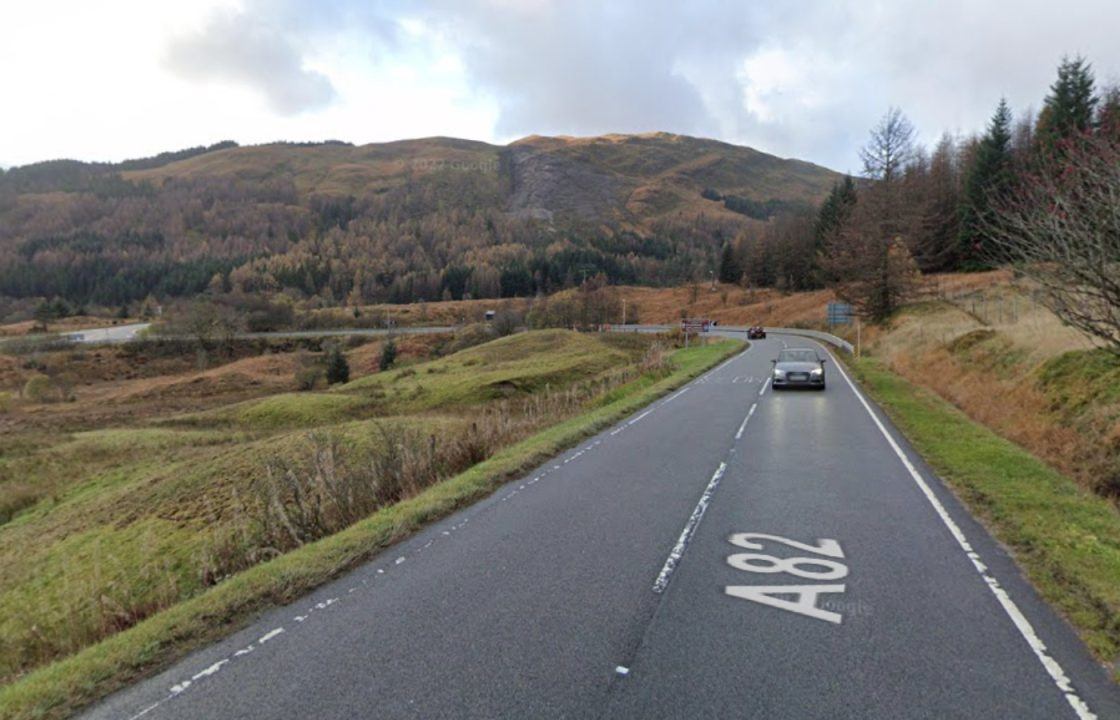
[{"xmin": 724, "ymin": 532, "xmax": 849, "ymax": 624}]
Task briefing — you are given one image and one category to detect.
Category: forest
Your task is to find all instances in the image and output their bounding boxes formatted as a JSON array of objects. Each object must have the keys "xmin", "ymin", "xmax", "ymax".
[
  {"xmin": 0, "ymin": 134, "xmax": 832, "ymax": 318},
  {"xmin": 721, "ymin": 55, "xmax": 1120, "ymax": 349},
  {"xmin": 4, "ymin": 56, "xmax": 1115, "ymax": 339}
]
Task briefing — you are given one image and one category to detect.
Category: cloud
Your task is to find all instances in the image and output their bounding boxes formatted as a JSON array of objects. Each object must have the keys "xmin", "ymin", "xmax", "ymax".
[
  {"xmin": 419, "ymin": 0, "xmax": 736, "ymax": 139},
  {"xmin": 7, "ymin": 0, "xmax": 1120, "ymax": 169},
  {"xmin": 154, "ymin": 0, "xmax": 1120, "ymax": 169},
  {"xmin": 165, "ymin": 8, "xmax": 337, "ymax": 115}
]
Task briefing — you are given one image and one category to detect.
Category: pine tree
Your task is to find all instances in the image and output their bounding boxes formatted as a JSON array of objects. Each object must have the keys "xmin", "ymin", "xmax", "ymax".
[
  {"xmin": 717, "ymin": 243, "xmax": 741, "ymax": 284},
  {"xmin": 325, "ymin": 344, "xmax": 350, "ymax": 385},
  {"xmin": 958, "ymin": 98, "xmax": 1014, "ymax": 268},
  {"xmin": 1036, "ymin": 56, "xmax": 1097, "ymax": 154},
  {"xmin": 379, "ymin": 338, "xmax": 398, "ymax": 372},
  {"xmin": 814, "ymin": 176, "xmax": 857, "ymax": 247}
]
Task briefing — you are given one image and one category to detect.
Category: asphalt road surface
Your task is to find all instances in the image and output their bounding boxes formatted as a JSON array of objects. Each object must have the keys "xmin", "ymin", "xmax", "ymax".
[
  {"xmin": 64, "ymin": 323, "xmax": 152, "ymax": 344},
  {"xmin": 84, "ymin": 334, "xmax": 1120, "ymax": 720}
]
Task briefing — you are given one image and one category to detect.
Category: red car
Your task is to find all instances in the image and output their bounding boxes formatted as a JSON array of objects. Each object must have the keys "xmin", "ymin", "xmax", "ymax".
[{"xmin": 747, "ymin": 326, "xmax": 766, "ymax": 339}]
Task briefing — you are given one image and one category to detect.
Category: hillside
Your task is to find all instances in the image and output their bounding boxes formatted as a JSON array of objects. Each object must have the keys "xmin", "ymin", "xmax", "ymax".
[
  {"xmin": 0, "ymin": 326, "xmax": 737, "ymax": 702},
  {"xmin": 0, "ymin": 134, "xmax": 839, "ymax": 313}
]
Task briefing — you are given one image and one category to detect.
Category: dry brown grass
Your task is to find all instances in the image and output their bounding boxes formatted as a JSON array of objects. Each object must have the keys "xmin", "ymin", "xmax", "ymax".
[
  {"xmin": 870, "ymin": 282, "xmax": 1117, "ymax": 492},
  {"xmin": 344, "ymin": 334, "xmax": 447, "ymax": 376},
  {"xmin": 613, "ymin": 283, "xmax": 834, "ymax": 326},
  {"xmin": 308, "ymin": 297, "xmax": 531, "ymax": 328}
]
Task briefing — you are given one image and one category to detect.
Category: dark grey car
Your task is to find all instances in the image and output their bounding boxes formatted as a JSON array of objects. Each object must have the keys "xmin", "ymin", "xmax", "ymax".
[{"xmin": 771, "ymin": 348, "xmax": 826, "ymax": 390}]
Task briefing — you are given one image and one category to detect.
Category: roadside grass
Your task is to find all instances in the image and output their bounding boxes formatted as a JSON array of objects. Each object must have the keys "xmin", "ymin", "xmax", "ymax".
[
  {"xmin": 0, "ymin": 429, "xmax": 240, "ymax": 525},
  {"xmin": 7, "ymin": 331, "xmax": 638, "ymax": 686},
  {"xmin": 850, "ymin": 356, "xmax": 1120, "ymax": 665},
  {"xmin": 164, "ymin": 330, "xmax": 629, "ymax": 432},
  {"xmin": 0, "ymin": 336, "xmax": 741, "ymax": 720},
  {"xmin": 872, "ymin": 292, "xmax": 1119, "ymax": 502},
  {"xmin": 1037, "ymin": 349, "xmax": 1120, "ymax": 421}
]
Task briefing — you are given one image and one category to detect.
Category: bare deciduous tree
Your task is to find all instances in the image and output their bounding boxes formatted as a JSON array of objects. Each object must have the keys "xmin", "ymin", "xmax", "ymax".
[
  {"xmin": 821, "ymin": 108, "xmax": 923, "ymax": 321},
  {"xmin": 821, "ymin": 187, "xmax": 922, "ymax": 321},
  {"xmin": 989, "ymin": 134, "xmax": 1120, "ymax": 354},
  {"xmin": 860, "ymin": 107, "xmax": 917, "ymax": 183}
]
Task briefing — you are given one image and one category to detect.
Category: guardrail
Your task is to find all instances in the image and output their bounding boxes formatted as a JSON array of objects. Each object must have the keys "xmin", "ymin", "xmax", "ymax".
[
  {"xmin": 764, "ymin": 327, "xmax": 854, "ymax": 354},
  {"xmin": 569, "ymin": 323, "xmax": 856, "ymax": 354}
]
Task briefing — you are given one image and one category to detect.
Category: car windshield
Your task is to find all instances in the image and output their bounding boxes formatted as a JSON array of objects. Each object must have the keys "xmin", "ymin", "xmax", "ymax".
[{"xmin": 778, "ymin": 349, "xmax": 819, "ymax": 363}]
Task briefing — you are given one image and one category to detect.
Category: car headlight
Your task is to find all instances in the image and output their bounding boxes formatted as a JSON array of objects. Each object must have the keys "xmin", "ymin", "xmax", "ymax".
[
  {"xmin": 811, "ymin": 367, "xmax": 823, "ymax": 376},
  {"xmin": 773, "ymin": 369, "xmax": 786, "ymax": 377}
]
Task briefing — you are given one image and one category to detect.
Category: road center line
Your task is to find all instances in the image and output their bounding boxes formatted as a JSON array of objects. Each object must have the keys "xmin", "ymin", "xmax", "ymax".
[
  {"xmin": 735, "ymin": 404, "xmax": 756, "ymax": 440},
  {"xmin": 652, "ymin": 462, "xmax": 727, "ymax": 594},
  {"xmin": 826, "ymin": 349, "xmax": 1097, "ymax": 720}
]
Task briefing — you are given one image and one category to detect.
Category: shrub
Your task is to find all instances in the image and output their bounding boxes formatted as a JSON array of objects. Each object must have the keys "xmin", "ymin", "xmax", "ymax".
[
  {"xmin": 53, "ymin": 371, "xmax": 77, "ymax": 402},
  {"xmin": 492, "ymin": 309, "xmax": 523, "ymax": 337},
  {"xmin": 0, "ymin": 391, "xmax": 12, "ymax": 413},
  {"xmin": 23, "ymin": 374, "xmax": 53, "ymax": 403},
  {"xmin": 295, "ymin": 366, "xmax": 323, "ymax": 391}
]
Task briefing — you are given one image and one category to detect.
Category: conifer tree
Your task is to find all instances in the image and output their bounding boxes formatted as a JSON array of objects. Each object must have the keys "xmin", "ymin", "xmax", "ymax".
[
  {"xmin": 325, "ymin": 344, "xmax": 350, "ymax": 385},
  {"xmin": 1036, "ymin": 56, "xmax": 1097, "ymax": 154},
  {"xmin": 814, "ymin": 176, "xmax": 857, "ymax": 247},
  {"xmin": 718, "ymin": 243, "xmax": 741, "ymax": 284},
  {"xmin": 959, "ymin": 99, "xmax": 1014, "ymax": 268}
]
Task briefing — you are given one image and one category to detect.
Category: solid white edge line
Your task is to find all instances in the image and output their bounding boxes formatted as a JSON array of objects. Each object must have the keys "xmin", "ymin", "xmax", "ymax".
[
  {"xmin": 652, "ymin": 462, "xmax": 727, "ymax": 594},
  {"xmin": 825, "ymin": 348, "xmax": 1096, "ymax": 720}
]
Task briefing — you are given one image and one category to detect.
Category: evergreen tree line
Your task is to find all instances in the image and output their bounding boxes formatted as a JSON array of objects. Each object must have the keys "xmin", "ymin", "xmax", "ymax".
[{"xmin": 716, "ymin": 55, "xmax": 1120, "ymax": 322}]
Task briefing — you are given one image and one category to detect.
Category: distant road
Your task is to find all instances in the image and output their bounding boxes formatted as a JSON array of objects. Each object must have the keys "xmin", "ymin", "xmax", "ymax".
[
  {"xmin": 52, "ymin": 324, "xmax": 456, "ymax": 346},
  {"xmin": 84, "ymin": 332, "xmax": 1119, "ymax": 720},
  {"xmin": 56, "ymin": 322, "xmax": 793, "ymax": 347},
  {"xmin": 239, "ymin": 326, "xmax": 456, "ymax": 340},
  {"xmin": 63, "ymin": 322, "xmax": 152, "ymax": 344}
]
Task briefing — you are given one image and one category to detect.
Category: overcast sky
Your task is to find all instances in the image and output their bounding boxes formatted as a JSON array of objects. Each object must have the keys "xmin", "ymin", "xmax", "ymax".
[{"xmin": 3, "ymin": 0, "xmax": 1119, "ymax": 172}]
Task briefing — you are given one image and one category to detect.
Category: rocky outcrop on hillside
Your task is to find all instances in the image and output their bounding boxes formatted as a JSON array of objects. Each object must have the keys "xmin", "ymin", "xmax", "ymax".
[{"xmin": 502, "ymin": 144, "xmax": 628, "ymax": 223}]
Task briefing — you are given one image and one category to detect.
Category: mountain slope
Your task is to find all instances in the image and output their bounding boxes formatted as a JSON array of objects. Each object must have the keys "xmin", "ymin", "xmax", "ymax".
[{"xmin": 0, "ymin": 134, "xmax": 840, "ymax": 308}]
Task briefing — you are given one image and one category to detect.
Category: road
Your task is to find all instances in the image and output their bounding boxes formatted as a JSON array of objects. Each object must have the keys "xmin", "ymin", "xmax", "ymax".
[
  {"xmin": 84, "ymin": 333, "xmax": 1120, "ymax": 720},
  {"xmin": 63, "ymin": 323, "xmax": 152, "ymax": 344},
  {"xmin": 54, "ymin": 324, "xmax": 457, "ymax": 345}
]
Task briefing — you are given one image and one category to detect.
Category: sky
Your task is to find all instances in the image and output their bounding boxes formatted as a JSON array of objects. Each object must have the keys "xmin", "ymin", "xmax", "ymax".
[{"xmin": 3, "ymin": 0, "xmax": 1119, "ymax": 173}]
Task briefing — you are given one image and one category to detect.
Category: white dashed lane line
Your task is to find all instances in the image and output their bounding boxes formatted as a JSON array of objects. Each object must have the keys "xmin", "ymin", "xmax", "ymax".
[{"xmin": 734, "ymin": 403, "xmax": 756, "ymax": 441}]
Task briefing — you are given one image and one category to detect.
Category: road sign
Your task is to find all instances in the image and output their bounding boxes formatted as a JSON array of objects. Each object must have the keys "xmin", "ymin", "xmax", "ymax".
[
  {"xmin": 827, "ymin": 302, "xmax": 853, "ymax": 326},
  {"xmin": 681, "ymin": 318, "xmax": 711, "ymax": 333}
]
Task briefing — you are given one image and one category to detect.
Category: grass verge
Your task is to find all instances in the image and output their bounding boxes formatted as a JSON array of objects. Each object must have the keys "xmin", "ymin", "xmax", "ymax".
[
  {"xmin": 849, "ymin": 356, "xmax": 1120, "ymax": 668},
  {"xmin": 0, "ymin": 338, "xmax": 742, "ymax": 720}
]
